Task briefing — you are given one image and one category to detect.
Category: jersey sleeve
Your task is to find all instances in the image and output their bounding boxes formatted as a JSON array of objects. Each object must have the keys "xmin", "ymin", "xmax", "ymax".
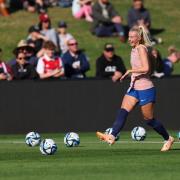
[{"xmin": 36, "ymin": 58, "xmax": 45, "ymax": 74}]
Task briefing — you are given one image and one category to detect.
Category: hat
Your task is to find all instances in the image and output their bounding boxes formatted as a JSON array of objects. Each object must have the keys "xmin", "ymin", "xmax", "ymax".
[
  {"xmin": 39, "ymin": 13, "xmax": 50, "ymax": 22},
  {"xmin": 58, "ymin": 21, "xmax": 67, "ymax": 28},
  {"xmin": 13, "ymin": 40, "xmax": 34, "ymax": 55},
  {"xmin": 104, "ymin": 43, "xmax": 114, "ymax": 51},
  {"xmin": 28, "ymin": 25, "xmax": 40, "ymax": 33}
]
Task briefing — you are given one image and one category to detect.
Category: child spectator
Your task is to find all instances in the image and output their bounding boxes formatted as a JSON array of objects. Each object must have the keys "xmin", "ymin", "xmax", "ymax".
[
  {"xmin": 57, "ymin": 21, "xmax": 74, "ymax": 54},
  {"xmin": 96, "ymin": 43, "xmax": 126, "ymax": 82},
  {"xmin": 11, "ymin": 51, "xmax": 38, "ymax": 80},
  {"xmin": 0, "ymin": 48, "xmax": 12, "ymax": 81},
  {"xmin": 36, "ymin": 41, "xmax": 64, "ymax": 79},
  {"xmin": 163, "ymin": 46, "xmax": 180, "ymax": 76},
  {"xmin": 62, "ymin": 38, "xmax": 90, "ymax": 78},
  {"xmin": 72, "ymin": 0, "xmax": 93, "ymax": 22},
  {"xmin": 91, "ymin": 0, "xmax": 125, "ymax": 42}
]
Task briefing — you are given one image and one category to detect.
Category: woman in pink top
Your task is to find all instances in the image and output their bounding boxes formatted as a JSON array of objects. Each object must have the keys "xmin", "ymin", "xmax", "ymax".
[{"xmin": 97, "ymin": 26, "xmax": 174, "ymax": 152}]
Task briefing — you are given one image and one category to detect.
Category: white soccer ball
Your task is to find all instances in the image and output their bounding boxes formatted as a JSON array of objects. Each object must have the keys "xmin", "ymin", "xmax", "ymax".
[
  {"xmin": 104, "ymin": 128, "xmax": 120, "ymax": 141},
  {"xmin": 131, "ymin": 126, "xmax": 146, "ymax": 141},
  {"xmin": 40, "ymin": 139, "xmax": 57, "ymax": 155},
  {"xmin": 64, "ymin": 132, "xmax": 80, "ymax": 147},
  {"xmin": 25, "ymin": 132, "xmax": 41, "ymax": 147}
]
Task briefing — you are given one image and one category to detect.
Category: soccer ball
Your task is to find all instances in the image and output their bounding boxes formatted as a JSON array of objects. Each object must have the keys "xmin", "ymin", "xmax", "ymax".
[
  {"xmin": 131, "ymin": 126, "xmax": 146, "ymax": 141},
  {"xmin": 40, "ymin": 139, "xmax": 57, "ymax": 155},
  {"xmin": 104, "ymin": 128, "xmax": 120, "ymax": 141},
  {"xmin": 25, "ymin": 132, "xmax": 41, "ymax": 147},
  {"xmin": 64, "ymin": 132, "xmax": 80, "ymax": 147}
]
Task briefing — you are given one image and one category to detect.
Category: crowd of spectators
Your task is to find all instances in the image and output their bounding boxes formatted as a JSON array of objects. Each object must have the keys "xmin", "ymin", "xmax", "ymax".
[{"xmin": 0, "ymin": 0, "xmax": 179, "ymax": 81}]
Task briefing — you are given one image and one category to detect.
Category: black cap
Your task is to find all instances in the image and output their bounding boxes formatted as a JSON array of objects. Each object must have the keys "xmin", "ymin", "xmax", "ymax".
[
  {"xmin": 58, "ymin": 21, "xmax": 67, "ymax": 28},
  {"xmin": 104, "ymin": 43, "xmax": 114, "ymax": 51},
  {"xmin": 28, "ymin": 25, "xmax": 40, "ymax": 33}
]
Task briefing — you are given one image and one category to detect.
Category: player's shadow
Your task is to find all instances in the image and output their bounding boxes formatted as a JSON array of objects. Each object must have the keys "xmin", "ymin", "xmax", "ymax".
[{"xmin": 170, "ymin": 148, "xmax": 180, "ymax": 151}]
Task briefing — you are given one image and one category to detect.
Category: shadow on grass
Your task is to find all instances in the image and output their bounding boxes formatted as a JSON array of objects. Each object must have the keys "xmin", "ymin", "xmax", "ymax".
[{"xmin": 150, "ymin": 28, "xmax": 165, "ymax": 35}]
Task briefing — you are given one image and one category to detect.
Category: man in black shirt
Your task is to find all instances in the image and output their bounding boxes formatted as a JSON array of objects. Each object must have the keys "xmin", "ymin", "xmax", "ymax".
[
  {"xmin": 96, "ymin": 43, "xmax": 126, "ymax": 82},
  {"xmin": 11, "ymin": 52, "xmax": 38, "ymax": 80}
]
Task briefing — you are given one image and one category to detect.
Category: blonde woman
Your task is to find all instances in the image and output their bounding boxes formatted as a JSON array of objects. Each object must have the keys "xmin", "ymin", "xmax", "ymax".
[{"xmin": 96, "ymin": 26, "xmax": 174, "ymax": 152}]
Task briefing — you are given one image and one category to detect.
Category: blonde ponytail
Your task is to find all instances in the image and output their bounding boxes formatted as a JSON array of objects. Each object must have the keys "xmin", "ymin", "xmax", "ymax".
[{"xmin": 130, "ymin": 25, "xmax": 152, "ymax": 47}]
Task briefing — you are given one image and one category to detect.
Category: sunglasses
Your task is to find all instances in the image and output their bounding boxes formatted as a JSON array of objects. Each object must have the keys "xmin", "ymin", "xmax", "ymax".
[
  {"xmin": 18, "ymin": 57, "xmax": 26, "ymax": 60},
  {"xmin": 68, "ymin": 42, "xmax": 78, "ymax": 46}
]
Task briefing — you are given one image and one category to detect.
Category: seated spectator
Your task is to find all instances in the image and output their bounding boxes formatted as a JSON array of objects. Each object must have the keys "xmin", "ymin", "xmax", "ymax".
[
  {"xmin": 23, "ymin": 0, "xmax": 47, "ymax": 13},
  {"xmin": 62, "ymin": 38, "xmax": 90, "ymax": 78},
  {"xmin": 91, "ymin": 0, "xmax": 125, "ymax": 42},
  {"xmin": 36, "ymin": 41, "xmax": 64, "ymax": 79},
  {"xmin": 38, "ymin": 13, "xmax": 59, "ymax": 48},
  {"xmin": 8, "ymin": 39, "xmax": 38, "ymax": 67},
  {"xmin": 151, "ymin": 48, "xmax": 164, "ymax": 78},
  {"xmin": 127, "ymin": 0, "xmax": 162, "ymax": 45},
  {"xmin": 96, "ymin": 43, "xmax": 126, "ymax": 82},
  {"xmin": 0, "ymin": 0, "xmax": 9, "ymax": 16},
  {"xmin": 57, "ymin": 21, "xmax": 74, "ymax": 54},
  {"xmin": 0, "ymin": 48, "xmax": 13, "ymax": 81},
  {"xmin": 11, "ymin": 51, "xmax": 38, "ymax": 80},
  {"xmin": 162, "ymin": 46, "xmax": 180, "ymax": 76},
  {"xmin": 128, "ymin": 0, "xmax": 150, "ymax": 30},
  {"xmin": 72, "ymin": 0, "xmax": 93, "ymax": 22},
  {"xmin": 27, "ymin": 25, "xmax": 48, "ymax": 55}
]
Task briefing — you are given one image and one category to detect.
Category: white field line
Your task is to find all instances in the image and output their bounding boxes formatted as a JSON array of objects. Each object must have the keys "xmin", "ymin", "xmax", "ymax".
[{"xmin": 0, "ymin": 141, "xmax": 180, "ymax": 144}]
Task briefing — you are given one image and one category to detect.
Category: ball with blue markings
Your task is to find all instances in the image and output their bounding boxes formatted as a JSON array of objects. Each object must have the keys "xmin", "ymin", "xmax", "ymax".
[
  {"xmin": 104, "ymin": 128, "xmax": 120, "ymax": 141},
  {"xmin": 25, "ymin": 132, "xmax": 41, "ymax": 147},
  {"xmin": 40, "ymin": 139, "xmax": 57, "ymax": 155},
  {"xmin": 131, "ymin": 126, "xmax": 146, "ymax": 141},
  {"xmin": 64, "ymin": 132, "xmax": 80, "ymax": 147}
]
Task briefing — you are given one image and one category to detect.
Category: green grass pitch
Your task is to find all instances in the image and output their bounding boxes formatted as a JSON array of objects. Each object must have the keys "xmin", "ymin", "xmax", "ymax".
[{"xmin": 0, "ymin": 131, "xmax": 180, "ymax": 180}]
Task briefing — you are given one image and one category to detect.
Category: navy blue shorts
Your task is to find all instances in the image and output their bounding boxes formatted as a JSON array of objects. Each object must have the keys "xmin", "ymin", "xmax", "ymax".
[{"xmin": 126, "ymin": 87, "xmax": 156, "ymax": 106}]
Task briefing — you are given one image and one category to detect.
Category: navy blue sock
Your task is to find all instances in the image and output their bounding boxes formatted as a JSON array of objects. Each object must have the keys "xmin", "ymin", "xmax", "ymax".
[
  {"xmin": 146, "ymin": 119, "xmax": 169, "ymax": 140},
  {"xmin": 112, "ymin": 108, "xmax": 129, "ymax": 137}
]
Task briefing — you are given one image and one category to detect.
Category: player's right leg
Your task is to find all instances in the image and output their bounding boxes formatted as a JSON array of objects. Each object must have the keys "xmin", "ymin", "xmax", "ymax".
[{"xmin": 96, "ymin": 94, "xmax": 138, "ymax": 145}]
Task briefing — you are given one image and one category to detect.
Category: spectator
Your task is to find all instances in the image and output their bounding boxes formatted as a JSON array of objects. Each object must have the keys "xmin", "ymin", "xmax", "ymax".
[
  {"xmin": 96, "ymin": 43, "xmax": 126, "ymax": 82},
  {"xmin": 163, "ymin": 46, "xmax": 180, "ymax": 76},
  {"xmin": 127, "ymin": 0, "xmax": 151, "ymax": 30},
  {"xmin": 11, "ymin": 51, "xmax": 38, "ymax": 80},
  {"xmin": 62, "ymin": 38, "xmax": 90, "ymax": 78},
  {"xmin": 0, "ymin": 0, "xmax": 9, "ymax": 16},
  {"xmin": 23, "ymin": 0, "xmax": 47, "ymax": 13},
  {"xmin": 72, "ymin": 0, "xmax": 93, "ymax": 22},
  {"xmin": 8, "ymin": 39, "xmax": 38, "ymax": 67},
  {"xmin": 127, "ymin": 0, "xmax": 162, "ymax": 45},
  {"xmin": 0, "ymin": 48, "xmax": 13, "ymax": 81},
  {"xmin": 27, "ymin": 25, "xmax": 48, "ymax": 55},
  {"xmin": 91, "ymin": 0, "xmax": 125, "ymax": 42},
  {"xmin": 36, "ymin": 41, "xmax": 64, "ymax": 79},
  {"xmin": 57, "ymin": 21, "xmax": 74, "ymax": 54},
  {"xmin": 39, "ymin": 13, "xmax": 59, "ymax": 48},
  {"xmin": 151, "ymin": 48, "xmax": 164, "ymax": 78}
]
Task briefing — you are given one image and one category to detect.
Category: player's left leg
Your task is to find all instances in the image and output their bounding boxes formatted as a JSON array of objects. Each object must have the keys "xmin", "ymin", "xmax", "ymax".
[{"xmin": 141, "ymin": 103, "xmax": 174, "ymax": 152}]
